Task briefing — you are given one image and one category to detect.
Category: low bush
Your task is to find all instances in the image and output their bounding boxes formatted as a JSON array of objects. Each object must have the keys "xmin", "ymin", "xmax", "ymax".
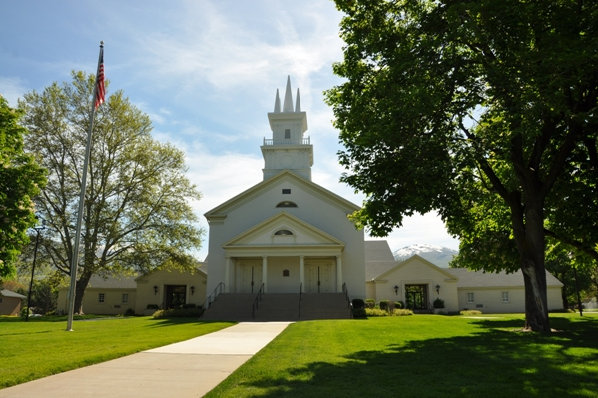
[
  {"xmin": 152, "ymin": 307, "xmax": 204, "ymax": 318},
  {"xmin": 365, "ymin": 308, "xmax": 414, "ymax": 317},
  {"xmin": 392, "ymin": 309, "xmax": 414, "ymax": 316},
  {"xmin": 365, "ymin": 308, "xmax": 388, "ymax": 317},
  {"xmin": 433, "ymin": 298, "xmax": 445, "ymax": 309},
  {"xmin": 352, "ymin": 308, "xmax": 367, "ymax": 318},
  {"xmin": 182, "ymin": 303, "xmax": 197, "ymax": 309},
  {"xmin": 394, "ymin": 301, "xmax": 404, "ymax": 309},
  {"xmin": 365, "ymin": 299, "xmax": 375, "ymax": 309},
  {"xmin": 146, "ymin": 304, "xmax": 159, "ymax": 310},
  {"xmin": 352, "ymin": 299, "xmax": 365, "ymax": 310},
  {"xmin": 460, "ymin": 310, "xmax": 482, "ymax": 316},
  {"xmin": 379, "ymin": 300, "xmax": 390, "ymax": 311},
  {"xmin": 124, "ymin": 308, "xmax": 135, "ymax": 316}
]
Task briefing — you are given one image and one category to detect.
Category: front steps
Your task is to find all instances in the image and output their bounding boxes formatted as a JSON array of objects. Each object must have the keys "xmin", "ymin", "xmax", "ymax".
[{"xmin": 202, "ymin": 292, "xmax": 351, "ymax": 322}]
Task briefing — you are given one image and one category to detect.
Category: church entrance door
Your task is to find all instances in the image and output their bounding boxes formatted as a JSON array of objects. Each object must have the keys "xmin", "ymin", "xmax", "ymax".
[
  {"xmin": 305, "ymin": 262, "xmax": 334, "ymax": 293},
  {"xmin": 238, "ymin": 263, "xmax": 262, "ymax": 293}
]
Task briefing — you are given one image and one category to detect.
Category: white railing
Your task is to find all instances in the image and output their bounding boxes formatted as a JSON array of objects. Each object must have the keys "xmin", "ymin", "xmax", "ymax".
[{"xmin": 263, "ymin": 137, "xmax": 310, "ymax": 146}]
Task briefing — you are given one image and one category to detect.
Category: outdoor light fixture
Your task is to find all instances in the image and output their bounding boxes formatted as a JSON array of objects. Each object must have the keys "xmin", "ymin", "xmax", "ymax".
[
  {"xmin": 190, "ymin": 286, "xmax": 195, "ymax": 295},
  {"xmin": 436, "ymin": 284, "xmax": 440, "ymax": 295},
  {"xmin": 393, "ymin": 285, "xmax": 399, "ymax": 295},
  {"xmin": 153, "ymin": 285, "xmax": 158, "ymax": 295}
]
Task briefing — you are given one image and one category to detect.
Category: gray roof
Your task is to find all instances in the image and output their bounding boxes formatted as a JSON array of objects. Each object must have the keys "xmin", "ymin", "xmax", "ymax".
[
  {"xmin": 446, "ymin": 268, "xmax": 563, "ymax": 288},
  {"xmin": 1, "ymin": 289, "xmax": 26, "ymax": 299},
  {"xmin": 365, "ymin": 240, "xmax": 398, "ymax": 280}
]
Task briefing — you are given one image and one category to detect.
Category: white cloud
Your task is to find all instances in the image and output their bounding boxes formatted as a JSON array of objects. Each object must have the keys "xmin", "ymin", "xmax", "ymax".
[{"xmin": 0, "ymin": 76, "xmax": 28, "ymax": 106}]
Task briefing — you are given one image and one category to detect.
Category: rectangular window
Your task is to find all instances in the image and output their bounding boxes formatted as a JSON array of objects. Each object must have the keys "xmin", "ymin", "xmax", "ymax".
[
  {"xmin": 501, "ymin": 291, "xmax": 509, "ymax": 303},
  {"xmin": 282, "ymin": 188, "xmax": 291, "ymax": 194},
  {"xmin": 467, "ymin": 292, "xmax": 474, "ymax": 303},
  {"xmin": 98, "ymin": 293, "xmax": 105, "ymax": 303},
  {"xmin": 122, "ymin": 293, "xmax": 128, "ymax": 303},
  {"xmin": 284, "ymin": 128, "xmax": 291, "ymax": 139}
]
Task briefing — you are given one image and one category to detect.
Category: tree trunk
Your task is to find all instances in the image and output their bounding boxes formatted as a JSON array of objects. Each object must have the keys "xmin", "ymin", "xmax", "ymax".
[
  {"xmin": 74, "ymin": 272, "xmax": 92, "ymax": 314},
  {"xmin": 511, "ymin": 197, "xmax": 551, "ymax": 332}
]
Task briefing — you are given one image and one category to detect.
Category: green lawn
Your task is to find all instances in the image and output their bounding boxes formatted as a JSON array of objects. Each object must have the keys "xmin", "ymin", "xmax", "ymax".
[
  {"xmin": 0, "ymin": 316, "xmax": 233, "ymax": 389},
  {"xmin": 206, "ymin": 313, "xmax": 598, "ymax": 398}
]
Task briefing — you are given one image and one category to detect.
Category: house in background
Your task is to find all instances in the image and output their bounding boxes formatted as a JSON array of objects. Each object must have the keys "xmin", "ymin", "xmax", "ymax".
[
  {"xmin": 0, "ymin": 289, "xmax": 26, "ymax": 316},
  {"xmin": 57, "ymin": 268, "xmax": 207, "ymax": 315},
  {"xmin": 366, "ymin": 246, "xmax": 564, "ymax": 313}
]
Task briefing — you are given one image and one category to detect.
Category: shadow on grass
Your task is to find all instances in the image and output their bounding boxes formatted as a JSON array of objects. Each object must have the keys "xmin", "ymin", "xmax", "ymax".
[{"xmin": 237, "ymin": 318, "xmax": 598, "ymax": 398}]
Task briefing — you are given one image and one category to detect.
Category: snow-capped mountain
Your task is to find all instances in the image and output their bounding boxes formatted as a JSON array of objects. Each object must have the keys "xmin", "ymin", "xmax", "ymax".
[{"xmin": 393, "ymin": 244, "xmax": 458, "ymax": 268}]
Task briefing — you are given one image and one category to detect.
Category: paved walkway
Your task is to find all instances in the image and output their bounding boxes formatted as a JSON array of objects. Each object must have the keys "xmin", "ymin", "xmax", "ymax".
[{"xmin": 0, "ymin": 322, "xmax": 291, "ymax": 398}]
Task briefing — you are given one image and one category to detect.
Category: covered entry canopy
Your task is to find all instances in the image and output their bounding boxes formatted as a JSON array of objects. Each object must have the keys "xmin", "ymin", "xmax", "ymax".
[{"xmin": 222, "ymin": 212, "xmax": 345, "ymax": 293}]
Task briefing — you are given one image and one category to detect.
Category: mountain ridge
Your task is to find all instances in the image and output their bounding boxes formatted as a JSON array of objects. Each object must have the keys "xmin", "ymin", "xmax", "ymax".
[{"xmin": 393, "ymin": 243, "xmax": 458, "ymax": 268}]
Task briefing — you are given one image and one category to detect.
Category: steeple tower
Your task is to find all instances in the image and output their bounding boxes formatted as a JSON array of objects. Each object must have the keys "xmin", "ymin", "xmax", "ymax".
[{"xmin": 261, "ymin": 76, "xmax": 313, "ymax": 181}]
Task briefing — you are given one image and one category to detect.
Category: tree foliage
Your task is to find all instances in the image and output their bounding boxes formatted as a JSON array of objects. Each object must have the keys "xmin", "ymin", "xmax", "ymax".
[
  {"xmin": 327, "ymin": 0, "xmax": 598, "ymax": 331},
  {"xmin": 19, "ymin": 72, "xmax": 203, "ymax": 313},
  {"xmin": 0, "ymin": 96, "xmax": 46, "ymax": 279}
]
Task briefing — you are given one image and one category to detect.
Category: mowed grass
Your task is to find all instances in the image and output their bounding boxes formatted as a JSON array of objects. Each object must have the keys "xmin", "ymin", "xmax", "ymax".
[
  {"xmin": 206, "ymin": 313, "xmax": 598, "ymax": 398},
  {"xmin": 0, "ymin": 316, "xmax": 233, "ymax": 389}
]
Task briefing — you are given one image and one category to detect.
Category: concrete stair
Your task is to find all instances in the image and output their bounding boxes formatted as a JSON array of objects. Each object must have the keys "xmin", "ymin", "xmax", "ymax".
[
  {"xmin": 201, "ymin": 292, "xmax": 352, "ymax": 322},
  {"xmin": 299, "ymin": 293, "xmax": 352, "ymax": 320}
]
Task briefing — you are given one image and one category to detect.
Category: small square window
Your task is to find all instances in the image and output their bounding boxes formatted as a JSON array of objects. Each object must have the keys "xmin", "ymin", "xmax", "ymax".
[
  {"xmin": 98, "ymin": 293, "xmax": 105, "ymax": 303},
  {"xmin": 283, "ymin": 269, "xmax": 290, "ymax": 277},
  {"xmin": 122, "ymin": 293, "xmax": 128, "ymax": 303},
  {"xmin": 282, "ymin": 188, "xmax": 291, "ymax": 194},
  {"xmin": 284, "ymin": 129, "xmax": 291, "ymax": 139}
]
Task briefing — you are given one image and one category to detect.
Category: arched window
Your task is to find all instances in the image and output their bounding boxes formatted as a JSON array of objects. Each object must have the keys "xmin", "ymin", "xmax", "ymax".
[
  {"xmin": 276, "ymin": 201, "xmax": 298, "ymax": 208},
  {"xmin": 283, "ymin": 269, "xmax": 290, "ymax": 277},
  {"xmin": 274, "ymin": 229, "xmax": 293, "ymax": 236}
]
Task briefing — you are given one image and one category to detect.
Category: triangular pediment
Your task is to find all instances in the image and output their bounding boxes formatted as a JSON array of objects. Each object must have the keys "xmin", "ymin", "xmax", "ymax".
[
  {"xmin": 223, "ymin": 211, "xmax": 344, "ymax": 249},
  {"xmin": 205, "ymin": 171, "xmax": 359, "ymax": 220},
  {"xmin": 373, "ymin": 254, "xmax": 457, "ymax": 282}
]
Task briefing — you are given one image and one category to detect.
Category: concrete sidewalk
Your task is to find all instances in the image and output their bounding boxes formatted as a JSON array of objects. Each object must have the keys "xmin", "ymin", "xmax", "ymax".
[{"xmin": 0, "ymin": 322, "xmax": 291, "ymax": 398}]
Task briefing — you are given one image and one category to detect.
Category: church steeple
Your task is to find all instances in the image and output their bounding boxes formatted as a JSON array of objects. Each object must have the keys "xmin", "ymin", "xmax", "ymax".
[{"xmin": 262, "ymin": 76, "xmax": 313, "ymax": 181}]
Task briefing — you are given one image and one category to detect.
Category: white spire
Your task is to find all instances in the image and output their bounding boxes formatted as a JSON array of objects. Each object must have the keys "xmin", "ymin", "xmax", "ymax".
[
  {"xmin": 283, "ymin": 75, "xmax": 294, "ymax": 112},
  {"xmin": 295, "ymin": 88, "xmax": 301, "ymax": 112},
  {"xmin": 274, "ymin": 89, "xmax": 281, "ymax": 113}
]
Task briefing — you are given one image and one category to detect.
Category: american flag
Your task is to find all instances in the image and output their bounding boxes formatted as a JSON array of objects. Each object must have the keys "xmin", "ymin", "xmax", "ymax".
[{"xmin": 94, "ymin": 45, "xmax": 105, "ymax": 109}]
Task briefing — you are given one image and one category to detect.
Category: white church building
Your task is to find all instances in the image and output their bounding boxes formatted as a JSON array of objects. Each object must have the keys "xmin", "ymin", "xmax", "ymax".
[
  {"xmin": 54, "ymin": 78, "xmax": 563, "ymax": 319},
  {"xmin": 202, "ymin": 77, "xmax": 365, "ymax": 321}
]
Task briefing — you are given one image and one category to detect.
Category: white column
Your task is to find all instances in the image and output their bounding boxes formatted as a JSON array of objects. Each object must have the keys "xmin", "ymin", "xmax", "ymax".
[
  {"xmin": 262, "ymin": 256, "xmax": 268, "ymax": 293},
  {"xmin": 225, "ymin": 257, "xmax": 231, "ymax": 293},
  {"xmin": 299, "ymin": 256, "xmax": 305, "ymax": 292},
  {"xmin": 336, "ymin": 255, "xmax": 343, "ymax": 293}
]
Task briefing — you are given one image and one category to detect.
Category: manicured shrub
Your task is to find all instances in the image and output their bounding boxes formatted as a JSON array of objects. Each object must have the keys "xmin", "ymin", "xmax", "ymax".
[
  {"xmin": 379, "ymin": 300, "xmax": 390, "ymax": 311},
  {"xmin": 146, "ymin": 304, "xmax": 159, "ymax": 310},
  {"xmin": 182, "ymin": 303, "xmax": 197, "ymax": 309},
  {"xmin": 392, "ymin": 309, "xmax": 414, "ymax": 316},
  {"xmin": 433, "ymin": 298, "xmax": 445, "ymax": 309},
  {"xmin": 352, "ymin": 308, "xmax": 367, "ymax": 318},
  {"xmin": 365, "ymin": 308, "xmax": 388, "ymax": 317},
  {"xmin": 124, "ymin": 308, "xmax": 135, "ymax": 316},
  {"xmin": 352, "ymin": 298, "xmax": 365, "ymax": 310},
  {"xmin": 394, "ymin": 301, "xmax": 404, "ymax": 309},
  {"xmin": 153, "ymin": 307, "xmax": 204, "ymax": 318},
  {"xmin": 460, "ymin": 310, "xmax": 482, "ymax": 316},
  {"xmin": 365, "ymin": 299, "xmax": 375, "ymax": 309}
]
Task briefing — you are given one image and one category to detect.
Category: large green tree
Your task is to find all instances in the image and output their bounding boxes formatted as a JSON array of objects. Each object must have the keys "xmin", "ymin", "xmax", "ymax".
[
  {"xmin": 326, "ymin": 0, "xmax": 598, "ymax": 331},
  {"xmin": 0, "ymin": 96, "xmax": 46, "ymax": 279},
  {"xmin": 19, "ymin": 72, "xmax": 203, "ymax": 313}
]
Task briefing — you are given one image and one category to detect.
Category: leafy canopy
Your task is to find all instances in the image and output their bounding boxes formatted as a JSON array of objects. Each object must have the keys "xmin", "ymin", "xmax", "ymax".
[{"xmin": 0, "ymin": 96, "xmax": 46, "ymax": 279}]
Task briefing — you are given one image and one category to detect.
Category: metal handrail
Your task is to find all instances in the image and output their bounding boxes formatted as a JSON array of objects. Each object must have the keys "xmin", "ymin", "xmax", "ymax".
[
  {"xmin": 252, "ymin": 283, "xmax": 265, "ymax": 319},
  {"xmin": 342, "ymin": 282, "xmax": 352, "ymax": 318},
  {"xmin": 207, "ymin": 282, "xmax": 225, "ymax": 309}
]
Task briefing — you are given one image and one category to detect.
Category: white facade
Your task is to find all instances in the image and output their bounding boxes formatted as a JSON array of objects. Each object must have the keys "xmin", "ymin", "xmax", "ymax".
[{"xmin": 205, "ymin": 78, "xmax": 365, "ymax": 300}]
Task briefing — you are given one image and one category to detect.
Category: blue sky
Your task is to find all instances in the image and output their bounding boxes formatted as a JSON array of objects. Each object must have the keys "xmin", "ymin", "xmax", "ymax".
[{"xmin": 0, "ymin": 0, "xmax": 459, "ymax": 260}]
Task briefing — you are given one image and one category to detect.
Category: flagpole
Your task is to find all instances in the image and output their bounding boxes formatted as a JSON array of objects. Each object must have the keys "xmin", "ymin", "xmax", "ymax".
[{"xmin": 66, "ymin": 41, "xmax": 104, "ymax": 331}]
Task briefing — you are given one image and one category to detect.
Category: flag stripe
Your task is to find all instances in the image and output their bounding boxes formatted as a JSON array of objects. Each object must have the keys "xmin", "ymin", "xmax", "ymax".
[{"xmin": 94, "ymin": 48, "xmax": 105, "ymax": 109}]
